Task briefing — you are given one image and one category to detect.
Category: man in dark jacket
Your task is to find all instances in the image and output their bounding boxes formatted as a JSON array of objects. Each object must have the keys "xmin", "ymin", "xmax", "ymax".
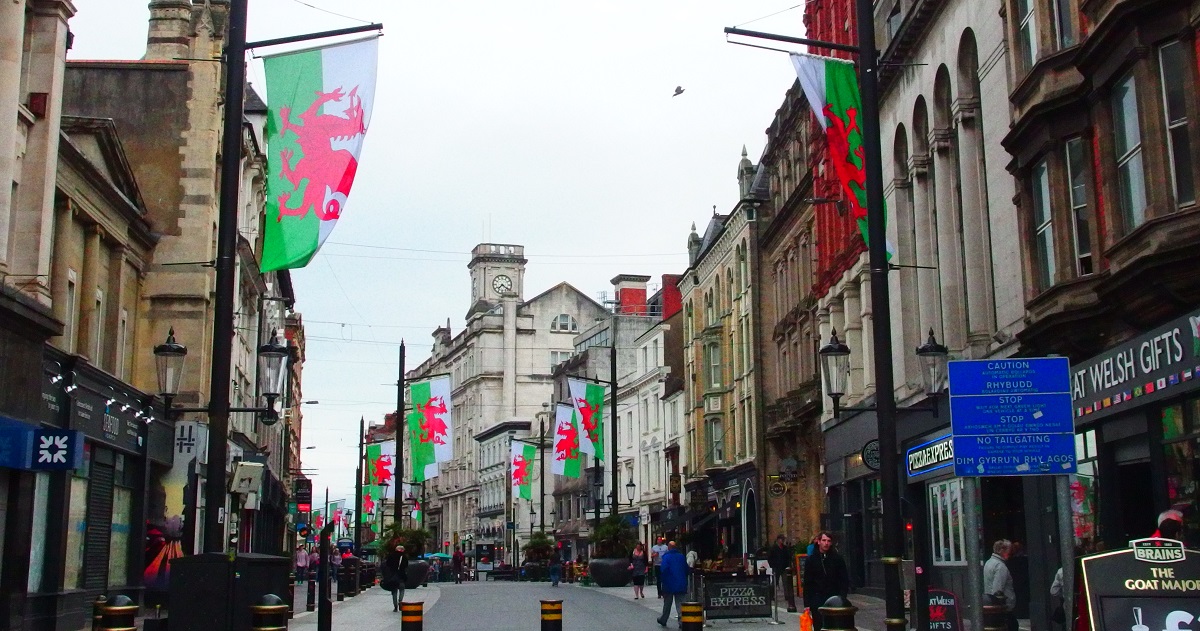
[
  {"xmin": 802, "ymin": 532, "xmax": 849, "ymax": 631},
  {"xmin": 657, "ymin": 541, "xmax": 690, "ymax": 627},
  {"xmin": 382, "ymin": 544, "xmax": 409, "ymax": 612}
]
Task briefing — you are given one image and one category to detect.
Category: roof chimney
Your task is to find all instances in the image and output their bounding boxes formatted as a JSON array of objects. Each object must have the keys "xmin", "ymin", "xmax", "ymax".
[
  {"xmin": 146, "ymin": 0, "xmax": 193, "ymax": 61},
  {"xmin": 611, "ymin": 274, "xmax": 651, "ymax": 316}
]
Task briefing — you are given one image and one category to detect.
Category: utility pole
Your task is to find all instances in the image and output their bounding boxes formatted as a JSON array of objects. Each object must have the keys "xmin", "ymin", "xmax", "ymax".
[
  {"xmin": 609, "ymin": 310, "xmax": 618, "ymax": 517},
  {"xmin": 394, "ymin": 341, "xmax": 405, "ymax": 526},
  {"xmin": 539, "ymin": 416, "xmax": 546, "ymax": 533},
  {"xmin": 355, "ymin": 416, "xmax": 364, "ymax": 555}
]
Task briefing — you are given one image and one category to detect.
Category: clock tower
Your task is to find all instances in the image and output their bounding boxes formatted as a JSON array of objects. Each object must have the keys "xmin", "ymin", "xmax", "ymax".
[{"xmin": 468, "ymin": 243, "xmax": 527, "ymax": 302}]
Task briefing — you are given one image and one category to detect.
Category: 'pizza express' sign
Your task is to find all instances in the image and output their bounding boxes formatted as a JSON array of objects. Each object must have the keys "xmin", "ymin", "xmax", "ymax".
[{"xmin": 1081, "ymin": 539, "xmax": 1200, "ymax": 631}]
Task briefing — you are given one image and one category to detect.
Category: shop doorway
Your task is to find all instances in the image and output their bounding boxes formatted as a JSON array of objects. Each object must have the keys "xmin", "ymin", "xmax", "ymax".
[
  {"xmin": 1115, "ymin": 460, "xmax": 1154, "ymax": 544},
  {"xmin": 981, "ymin": 477, "xmax": 1028, "ymax": 616}
]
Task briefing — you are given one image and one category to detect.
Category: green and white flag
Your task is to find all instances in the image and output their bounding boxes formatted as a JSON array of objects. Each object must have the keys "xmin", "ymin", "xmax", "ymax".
[
  {"xmin": 790, "ymin": 51, "xmax": 885, "ymax": 249},
  {"xmin": 551, "ymin": 403, "xmax": 581, "ymax": 478},
  {"xmin": 365, "ymin": 440, "xmax": 395, "ymax": 499},
  {"xmin": 261, "ymin": 37, "xmax": 378, "ymax": 272},
  {"xmin": 407, "ymin": 376, "xmax": 453, "ymax": 482},
  {"xmin": 511, "ymin": 442, "xmax": 535, "ymax": 501},
  {"xmin": 568, "ymin": 378, "xmax": 605, "ymax": 461}
]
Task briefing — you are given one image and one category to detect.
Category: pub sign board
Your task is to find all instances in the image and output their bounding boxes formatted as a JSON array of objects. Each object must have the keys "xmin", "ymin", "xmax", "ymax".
[
  {"xmin": 1080, "ymin": 539, "xmax": 1200, "ymax": 631},
  {"xmin": 703, "ymin": 578, "xmax": 773, "ymax": 619}
]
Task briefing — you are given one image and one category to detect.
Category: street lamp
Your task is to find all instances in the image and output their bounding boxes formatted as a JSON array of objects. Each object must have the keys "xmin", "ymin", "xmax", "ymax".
[
  {"xmin": 625, "ymin": 477, "xmax": 636, "ymax": 504},
  {"xmin": 915, "ymin": 328, "xmax": 950, "ymax": 396},
  {"xmin": 153, "ymin": 328, "xmax": 289, "ymax": 424},
  {"xmin": 818, "ymin": 328, "xmax": 948, "ymax": 416}
]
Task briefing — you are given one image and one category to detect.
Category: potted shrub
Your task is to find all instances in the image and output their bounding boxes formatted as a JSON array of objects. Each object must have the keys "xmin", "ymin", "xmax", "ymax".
[
  {"xmin": 588, "ymin": 515, "xmax": 638, "ymax": 587},
  {"xmin": 522, "ymin": 532, "xmax": 556, "ymax": 581},
  {"xmin": 382, "ymin": 525, "xmax": 431, "ymax": 589}
]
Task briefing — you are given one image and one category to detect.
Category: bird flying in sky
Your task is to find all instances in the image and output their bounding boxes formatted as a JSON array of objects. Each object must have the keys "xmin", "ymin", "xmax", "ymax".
[{"xmin": 673, "ymin": 86, "xmax": 685, "ymax": 97}]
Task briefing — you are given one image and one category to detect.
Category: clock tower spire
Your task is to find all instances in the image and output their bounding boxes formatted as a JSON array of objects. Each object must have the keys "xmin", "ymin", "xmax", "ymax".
[{"xmin": 468, "ymin": 243, "xmax": 527, "ymax": 302}]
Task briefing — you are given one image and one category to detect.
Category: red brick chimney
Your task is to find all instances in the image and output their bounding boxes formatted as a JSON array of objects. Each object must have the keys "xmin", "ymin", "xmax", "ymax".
[
  {"xmin": 611, "ymin": 274, "xmax": 651, "ymax": 316},
  {"xmin": 660, "ymin": 274, "xmax": 683, "ymax": 320}
]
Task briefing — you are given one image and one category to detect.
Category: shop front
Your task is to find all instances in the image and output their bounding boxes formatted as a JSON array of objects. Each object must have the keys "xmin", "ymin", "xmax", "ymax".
[
  {"xmin": 1069, "ymin": 307, "xmax": 1200, "ymax": 550},
  {"xmin": 823, "ymin": 408, "xmax": 883, "ymax": 593}
]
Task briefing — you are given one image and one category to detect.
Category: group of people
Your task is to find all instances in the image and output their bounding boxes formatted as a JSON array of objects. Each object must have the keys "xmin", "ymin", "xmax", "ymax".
[
  {"xmin": 626, "ymin": 537, "xmax": 672, "ymax": 599},
  {"xmin": 293, "ymin": 544, "xmax": 356, "ymax": 583}
]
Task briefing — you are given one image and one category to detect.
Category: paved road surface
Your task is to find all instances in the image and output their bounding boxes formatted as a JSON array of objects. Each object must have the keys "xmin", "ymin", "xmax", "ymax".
[{"xmin": 285, "ymin": 579, "xmax": 889, "ymax": 630}]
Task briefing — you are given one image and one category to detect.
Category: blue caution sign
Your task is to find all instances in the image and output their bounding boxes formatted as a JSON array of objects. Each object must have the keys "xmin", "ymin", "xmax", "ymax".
[{"xmin": 949, "ymin": 358, "xmax": 1076, "ymax": 477}]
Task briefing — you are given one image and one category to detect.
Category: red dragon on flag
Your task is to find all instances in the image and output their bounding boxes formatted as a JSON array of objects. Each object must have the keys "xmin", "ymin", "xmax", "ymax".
[
  {"xmin": 275, "ymin": 87, "xmax": 365, "ymax": 223},
  {"xmin": 554, "ymin": 421, "xmax": 578, "ymax": 462},
  {"xmin": 363, "ymin": 490, "xmax": 376, "ymax": 515},
  {"xmin": 512, "ymin": 454, "xmax": 531, "ymax": 486},
  {"xmin": 371, "ymin": 454, "xmax": 393, "ymax": 486},
  {"xmin": 576, "ymin": 398, "xmax": 601, "ymax": 444},
  {"xmin": 416, "ymin": 396, "xmax": 450, "ymax": 446}
]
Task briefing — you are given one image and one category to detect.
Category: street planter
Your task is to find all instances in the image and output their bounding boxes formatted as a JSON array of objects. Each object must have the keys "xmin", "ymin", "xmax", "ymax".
[
  {"xmin": 588, "ymin": 558, "xmax": 632, "ymax": 587},
  {"xmin": 405, "ymin": 560, "xmax": 429, "ymax": 589}
]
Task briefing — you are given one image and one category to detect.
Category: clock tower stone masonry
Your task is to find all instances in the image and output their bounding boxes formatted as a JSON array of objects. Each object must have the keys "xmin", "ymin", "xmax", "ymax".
[{"xmin": 468, "ymin": 243, "xmax": 526, "ymax": 303}]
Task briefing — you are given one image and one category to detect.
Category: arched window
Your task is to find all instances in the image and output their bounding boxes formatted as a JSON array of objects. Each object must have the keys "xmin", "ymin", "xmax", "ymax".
[{"xmin": 550, "ymin": 314, "xmax": 578, "ymax": 332}]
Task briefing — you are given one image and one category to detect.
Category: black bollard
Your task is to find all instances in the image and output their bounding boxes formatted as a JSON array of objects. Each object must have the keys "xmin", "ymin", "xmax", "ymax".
[
  {"xmin": 400, "ymin": 601, "xmax": 424, "ymax": 631},
  {"xmin": 287, "ymin": 572, "xmax": 295, "ymax": 619},
  {"xmin": 336, "ymin": 564, "xmax": 346, "ymax": 601},
  {"xmin": 306, "ymin": 575, "xmax": 316, "ymax": 612},
  {"xmin": 91, "ymin": 595, "xmax": 107, "ymax": 630},
  {"xmin": 819, "ymin": 595, "xmax": 858, "ymax": 631},
  {"xmin": 96, "ymin": 595, "xmax": 137, "ymax": 631},
  {"xmin": 539, "ymin": 599, "xmax": 563, "ymax": 631},
  {"xmin": 250, "ymin": 593, "xmax": 288, "ymax": 631},
  {"xmin": 680, "ymin": 601, "xmax": 704, "ymax": 631},
  {"xmin": 784, "ymin": 565, "xmax": 798, "ymax": 612}
]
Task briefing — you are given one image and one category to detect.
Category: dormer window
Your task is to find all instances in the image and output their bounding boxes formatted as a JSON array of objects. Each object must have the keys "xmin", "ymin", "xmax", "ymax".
[{"xmin": 551, "ymin": 314, "xmax": 578, "ymax": 333}]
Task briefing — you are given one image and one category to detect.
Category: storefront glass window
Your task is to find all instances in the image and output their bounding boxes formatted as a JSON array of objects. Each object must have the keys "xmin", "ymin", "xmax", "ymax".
[
  {"xmin": 1072, "ymin": 429, "xmax": 1100, "ymax": 551},
  {"xmin": 109, "ymin": 454, "xmax": 133, "ymax": 586},
  {"xmin": 27, "ymin": 472, "xmax": 49, "ymax": 592},
  {"xmin": 928, "ymin": 479, "xmax": 966, "ymax": 565},
  {"xmin": 1162, "ymin": 402, "xmax": 1199, "ymax": 545},
  {"xmin": 65, "ymin": 476, "xmax": 88, "ymax": 589}
]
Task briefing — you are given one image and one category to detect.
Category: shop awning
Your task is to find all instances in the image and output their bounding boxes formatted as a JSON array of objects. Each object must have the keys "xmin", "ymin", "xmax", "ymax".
[{"xmin": 0, "ymin": 415, "xmax": 83, "ymax": 471}]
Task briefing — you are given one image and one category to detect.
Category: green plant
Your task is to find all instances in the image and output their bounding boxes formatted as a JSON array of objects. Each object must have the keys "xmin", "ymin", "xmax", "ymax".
[
  {"xmin": 592, "ymin": 515, "xmax": 638, "ymax": 558},
  {"xmin": 381, "ymin": 524, "xmax": 430, "ymax": 557},
  {"xmin": 522, "ymin": 532, "xmax": 555, "ymax": 561}
]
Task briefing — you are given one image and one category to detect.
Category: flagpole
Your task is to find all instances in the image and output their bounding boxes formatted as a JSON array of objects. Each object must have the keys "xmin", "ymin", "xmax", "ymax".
[
  {"xmin": 609, "ymin": 310, "xmax": 618, "ymax": 518},
  {"xmin": 394, "ymin": 341, "xmax": 405, "ymax": 527},
  {"xmin": 355, "ymin": 416, "xmax": 364, "ymax": 555},
  {"xmin": 539, "ymin": 415, "xmax": 546, "ymax": 534}
]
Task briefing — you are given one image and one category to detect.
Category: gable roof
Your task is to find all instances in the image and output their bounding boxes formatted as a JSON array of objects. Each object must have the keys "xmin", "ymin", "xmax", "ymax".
[
  {"xmin": 59, "ymin": 116, "xmax": 148, "ymax": 216},
  {"xmin": 522, "ymin": 281, "xmax": 606, "ymax": 312}
]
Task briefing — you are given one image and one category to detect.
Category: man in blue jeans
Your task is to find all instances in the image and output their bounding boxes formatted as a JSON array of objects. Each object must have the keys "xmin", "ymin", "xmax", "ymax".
[
  {"xmin": 657, "ymin": 541, "xmax": 689, "ymax": 627},
  {"xmin": 548, "ymin": 548, "xmax": 562, "ymax": 586}
]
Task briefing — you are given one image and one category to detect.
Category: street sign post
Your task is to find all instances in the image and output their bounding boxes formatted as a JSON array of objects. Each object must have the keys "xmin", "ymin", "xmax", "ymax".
[{"xmin": 948, "ymin": 358, "xmax": 1076, "ymax": 476}]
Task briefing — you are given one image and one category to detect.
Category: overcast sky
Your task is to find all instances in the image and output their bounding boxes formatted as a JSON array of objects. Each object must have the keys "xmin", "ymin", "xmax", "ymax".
[{"xmin": 67, "ymin": 1, "xmax": 806, "ymax": 507}]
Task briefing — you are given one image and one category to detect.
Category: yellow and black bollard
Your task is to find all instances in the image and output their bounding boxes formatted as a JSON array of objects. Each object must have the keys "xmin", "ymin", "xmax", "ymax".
[
  {"xmin": 400, "ymin": 601, "xmax": 424, "ymax": 631},
  {"xmin": 250, "ymin": 594, "xmax": 289, "ymax": 631},
  {"xmin": 540, "ymin": 599, "xmax": 563, "ymax": 631},
  {"xmin": 680, "ymin": 602, "xmax": 704, "ymax": 631},
  {"xmin": 96, "ymin": 595, "xmax": 137, "ymax": 631},
  {"xmin": 819, "ymin": 596, "xmax": 859, "ymax": 631},
  {"xmin": 91, "ymin": 595, "xmax": 107, "ymax": 630}
]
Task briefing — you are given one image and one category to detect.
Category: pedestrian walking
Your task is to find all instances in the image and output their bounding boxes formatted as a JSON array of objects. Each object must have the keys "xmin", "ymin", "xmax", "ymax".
[
  {"xmin": 308, "ymin": 547, "xmax": 320, "ymax": 578},
  {"xmin": 656, "ymin": 541, "xmax": 689, "ymax": 628},
  {"xmin": 452, "ymin": 548, "xmax": 465, "ymax": 584},
  {"xmin": 802, "ymin": 532, "xmax": 849, "ymax": 631},
  {"xmin": 548, "ymin": 547, "xmax": 562, "ymax": 587},
  {"xmin": 768, "ymin": 534, "xmax": 791, "ymax": 595},
  {"xmin": 382, "ymin": 544, "xmax": 409, "ymax": 612},
  {"xmin": 983, "ymin": 539, "xmax": 1017, "ymax": 631},
  {"xmin": 651, "ymin": 536, "xmax": 668, "ymax": 598},
  {"xmin": 295, "ymin": 545, "xmax": 310, "ymax": 583},
  {"xmin": 629, "ymin": 542, "xmax": 649, "ymax": 599}
]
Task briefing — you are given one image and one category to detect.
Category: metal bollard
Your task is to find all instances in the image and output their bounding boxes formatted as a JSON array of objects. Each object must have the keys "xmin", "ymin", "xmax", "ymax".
[
  {"xmin": 336, "ymin": 565, "xmax": 346, "ymax": 601},
  {"xmin": 819, "ymin": 595, "xmax": 858, "ymax": 631},
  {"xmin": 250, "ymin": 593, "xmax": 288, "ymax": 631},
  {"xmin": 91, "ymin": 595, "xmax": 107, "ymax": 630},
  {"xmin": 287, "ymin": 572, "xmax": 295, "ymax": 619},
  {"xmin": 400, "ymin": 601, "xmax": 424, "ymax": 631},
  {"xmin": 982, "ymin": 603, "xmax": 1008, "ymax": 631},
  {"xmin": 680, "ymin": 601, "xmax": 704, "ymax": 631},
  {"xmin": 539, "ymin": 599, "xmax": 563, "ymax": 631},
  {"xmin": 784, "ymin": 565, "xmax": 798, "ymax": 612},
  {"xmin": 306, "ymin": 575, "xmax": 316, "ymax": 612},
  {"xmin": 96, "ymin": 595, "xmax": 137, "ymax": 631}
]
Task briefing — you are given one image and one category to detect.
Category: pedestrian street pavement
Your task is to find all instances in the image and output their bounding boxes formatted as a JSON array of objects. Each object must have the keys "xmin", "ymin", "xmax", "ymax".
[{"xmin": 284, "ymin": 578, "xmax": 890, "ymax": 630}]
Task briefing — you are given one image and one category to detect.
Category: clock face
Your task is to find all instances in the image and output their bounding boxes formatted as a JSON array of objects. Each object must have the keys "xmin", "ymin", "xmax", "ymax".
[{"xmin": 492, "ymin": 274, "xmax": 513, "ymax": 293}]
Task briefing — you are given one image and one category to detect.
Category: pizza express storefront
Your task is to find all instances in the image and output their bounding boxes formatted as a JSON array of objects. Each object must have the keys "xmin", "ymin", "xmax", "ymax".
[{"xmin": 1068, "ymin": 307, "xmax": 1200, "ymax": 551}]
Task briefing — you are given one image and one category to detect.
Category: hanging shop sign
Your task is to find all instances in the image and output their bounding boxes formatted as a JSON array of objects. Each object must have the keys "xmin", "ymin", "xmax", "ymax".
[
  {"xmin": 861, "ymin": 439, "xmax": 881, "ymax": 471},
  {"xmin": 0, "ymin": 416, "xmax": 83, "ymax": 471},
  {"xmin": 906, "ymin": 434, "xmax": 954, "ymax": 479},
  {"xmin": 1080, "ymin": 539, "xmax": 1200, "ymax": 631},
  {"xmin": 1071, "ymin": 307, "xmax": 1200, "ymax": 423},
  {"xmin": 768, "ymin": 480, "xmax": 787, "ymax": 497}
]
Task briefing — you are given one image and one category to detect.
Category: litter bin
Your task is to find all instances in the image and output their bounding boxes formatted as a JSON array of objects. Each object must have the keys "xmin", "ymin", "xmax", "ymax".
[{"xmin": 169, "ymin": 553, "xmax": 290, "ymax": 631}]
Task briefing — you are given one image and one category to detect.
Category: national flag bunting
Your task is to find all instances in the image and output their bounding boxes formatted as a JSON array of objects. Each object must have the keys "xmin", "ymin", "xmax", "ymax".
[
  {"xmin": 511, "ymin": 442, "xmax": 536, "ymax": 500},
  {"xmin": 790, "ymin": 52, "xmax": 886, "ymax": 250},
  {"xmin": 261, "ymin": 37, "xmax": 379, "ymax": 271},
  {"xmin": 365, "ymin": 440, "xmax": 396, "ymax": 498},
  {"xmin": 551, "ymin": 403, "xmax": 582, "ymax": 478},
  {"xmin": 407, "ymin": 376, "xmax": 453, "ymax": 482},
  {"xmin": 568, "ymin": 378, "xmax": 605, "ymax": 461}
]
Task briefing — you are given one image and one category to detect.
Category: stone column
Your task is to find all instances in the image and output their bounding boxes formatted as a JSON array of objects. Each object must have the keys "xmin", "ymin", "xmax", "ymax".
[
  {"xmin": 932, "ymin": 128, "xmax": 966, "ymax": 352},
  {"xmin": 911, "ymin": 156, "xmax": 944, "ymax": 342},
  {"xmin": 49, "ymin": 196, "xmax": 71, "ymax": 344},
  {"xmin": 79, "ymin": 225, "xmax": 102, "ymax": 363},
  {"xmin": 502, "ymin": 290, "xmax": 518, "ymax": 416},
  {"xmin": 842, "ymin": 279, "xmax": 863, "ymax": 399},
  {"xmin": 858, "ymin": 270, "xmax": 875, "ymax": 398},
  {"xmin": 892, "ymin": 178, "xmax": 921, "ymax": 388},
  {"xmin": 10, "ymin": 0, "xmax": 75, "ymax": 305},
  {"xmin": 954, "ymin": 101, "xmax": 995, "ymax": 356},
  {"xmin": 0, "ymin": 0, "xmax": 27, "ymax": 274},
  {"xmin": 107, "ymin": 244, "xmax": 129, "ymax": 372}
]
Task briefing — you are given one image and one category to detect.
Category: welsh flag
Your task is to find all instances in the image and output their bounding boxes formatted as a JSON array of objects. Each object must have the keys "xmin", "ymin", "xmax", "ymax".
[
  {"xmin": 791, "ymin": 52, "xmax": 882, "ymax": 248},
  {"xmin": 261, "ymin": 37, "xmax": 378, "ymax": 272},
  {"xmin": 412, "ymin": 497, "xmax": 423, "ymax": 524},
  {"xmin": 313, "ymin": 509, "xmax": 324, "ymax": 529},
  {"xmin": 568, "ymin": 378, "xmax": 605, "ymax": 461},
  {"xmin": 362, "ymin": 484, "xmax": 383, "ymax": 517},
  {"xmin": 365, "ymin": 440, "xmax": 395, "ymax": 498},
  {"xmin": 511, "ymin": 442, "xmax": 536, "ymax": 500},
  {"xmin": 551, "ymin": 404, "xmax": 581, "ymax": 478},
  {"xmin": 407, "ymin": 376, "xmax": 453, "ymax": 482}
]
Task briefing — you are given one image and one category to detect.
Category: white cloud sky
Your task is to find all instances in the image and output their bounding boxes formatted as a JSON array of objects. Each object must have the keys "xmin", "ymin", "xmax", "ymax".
[{"xmin": 67, "ymin": 0, "xmax": 806, "ymax": 506}]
